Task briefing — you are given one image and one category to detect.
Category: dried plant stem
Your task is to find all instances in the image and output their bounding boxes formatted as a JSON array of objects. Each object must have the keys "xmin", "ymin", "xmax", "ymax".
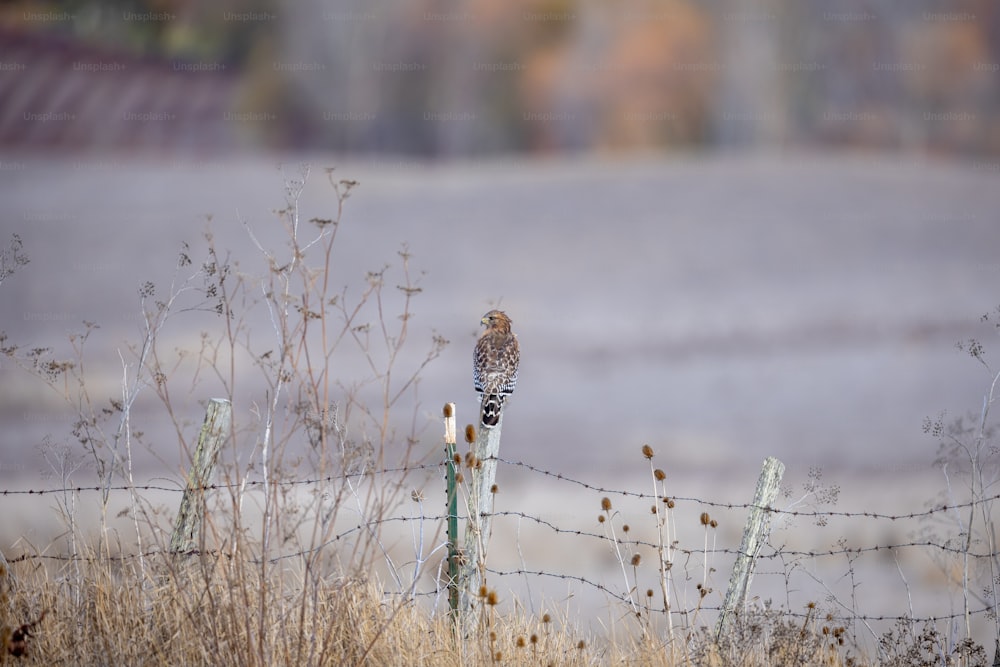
[{"xmin": 649, "ymin": 462, "xmax": 673, "ymax": 638}]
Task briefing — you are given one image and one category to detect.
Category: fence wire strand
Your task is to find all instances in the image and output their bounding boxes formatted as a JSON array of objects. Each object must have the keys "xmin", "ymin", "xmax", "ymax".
[
  {"xmin": 3, "ymin": 455, "xmax": 998, "ymax": 627},
  {"xmin": 5, "ymin": 456, "xmax": 995, "ymax": 523}
]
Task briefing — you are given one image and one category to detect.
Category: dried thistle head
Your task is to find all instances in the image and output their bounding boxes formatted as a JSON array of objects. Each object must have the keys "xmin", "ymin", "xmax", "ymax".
[
  {"xmin": 464, "ymin": 424, "xmax": 476, "ymax": 443},
  {"xmin": 443, "ymin": 403, "xmax": 454, "ymax": 418},
  {"xmin": 654, "ymin": 468, "xmax": 666, "ymax": 481},
  {"xmin": 642, "ymin": 444, "xmax": 654, "ymax": 459},
  {"xmin": 700, "ymin": 512, "xmax": 711, "ymax": 526},
  {"xmin": 630, "ymin": 554, "xmax": 641, "ymax": 566},
  {"xmin": 601, "ymin": 497, "xmax": 612, "ymax": 512}
]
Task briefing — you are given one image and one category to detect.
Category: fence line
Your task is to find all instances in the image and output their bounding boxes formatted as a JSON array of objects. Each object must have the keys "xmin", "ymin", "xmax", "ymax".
[
  {"xmin": 0, "ymin": 461, "xmax": 445, "ymax": 496},
  {"xmin": 7, "ymin": 495, "xmax": 998, "ymax": 566},
  {"xmin": 492, "ymin": 457, "xmax": 1000, "ymax": 521},
  {"xmin": 3, "ymin": 456, "xmax": 997, "ymax": 631},
  {"xmin": 3, "ymin": 456, "xmax": 998, "ymax": 522},
  {"xmin": 488, "ymin": 509, "xmax": 1000, "ymax": 560},
  {"xmin": 7, "ymin": 548, "xmax": 994, "ymax": 627},
  {"xmin": 482, "ymin": 567, "xmax": 998, "ymax": 624}
]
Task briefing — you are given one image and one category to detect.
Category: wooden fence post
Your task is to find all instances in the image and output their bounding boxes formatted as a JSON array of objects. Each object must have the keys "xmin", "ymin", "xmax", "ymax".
[
  {"xmin": 169, "ymin": 398, "xmax": 232, "ymax": 554},
  {"xmin": 716, "ymin": 456, "xmax": 785, "ymax": 639},
  {"xmin": 459, "ymin": 413, "xmax": 504, "ymax": 613}
]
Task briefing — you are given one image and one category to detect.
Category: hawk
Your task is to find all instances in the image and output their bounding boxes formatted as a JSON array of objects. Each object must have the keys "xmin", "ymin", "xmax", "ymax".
[{"xmin": 473, "ymin": 310, "xmax": 519, "ymax": 428}]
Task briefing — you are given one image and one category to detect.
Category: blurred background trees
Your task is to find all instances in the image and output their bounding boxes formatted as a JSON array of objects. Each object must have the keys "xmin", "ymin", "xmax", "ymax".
[{"xmin": 1, "ymin": 0, "xmax": 997, "ymax": 156}]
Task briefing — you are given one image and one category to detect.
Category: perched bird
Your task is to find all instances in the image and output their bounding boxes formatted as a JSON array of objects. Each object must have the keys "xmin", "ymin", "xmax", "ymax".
[{"xmin": 473, "ymin": 310, "xmax": 520, "ymax": 428}]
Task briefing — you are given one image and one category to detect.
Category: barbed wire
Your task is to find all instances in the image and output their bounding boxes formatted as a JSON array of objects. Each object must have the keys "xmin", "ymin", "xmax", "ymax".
[
  {"xmin": 10, "ymin": 544, "xmax": 995, "ymax": 627},
  {"xmin": 4, "ymin": 457, "xmax": 999, "ymax": 563},
  {"xmin": 0, "ymin": 460, "xmax": 445, "ymax": 496},
  {"xmin": 8, "ymin": 508, "xmax": 997, "ymax": 565},
  {"xmin": 492, "ymin": 510, "xmax": 1000, "ymax": 560},
  {"xmin": 492, "ymin": 457, "xmax": 1000, "ymax": 521},
  {"xmin": 4, "ymin": 455, "xmax": 998, "ymax": 630},
  {"xmin": 3, "ymin": 456, "xmax": 996, "ymax": 525},
  {"xmin": 482, "ymin": 567, "xmax": 997, "ymax": 624}
]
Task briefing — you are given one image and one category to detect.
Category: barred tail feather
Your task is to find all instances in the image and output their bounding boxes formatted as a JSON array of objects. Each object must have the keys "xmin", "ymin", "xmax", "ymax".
[{"xmin": 481, "ymin": 394, "xmax": 505, "ymax": 428}]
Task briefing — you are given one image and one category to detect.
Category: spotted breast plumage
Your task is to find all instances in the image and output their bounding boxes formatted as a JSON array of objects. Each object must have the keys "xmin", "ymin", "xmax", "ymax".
[{"xmin": 473, "ymin": 310, "xmax": 519, "ymax": 428}]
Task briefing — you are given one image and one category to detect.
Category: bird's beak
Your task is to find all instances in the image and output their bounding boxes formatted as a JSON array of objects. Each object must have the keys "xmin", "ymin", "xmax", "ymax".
[{"xmin": 481, "ymin": 316, "xmax": 489, "ymax": 325}]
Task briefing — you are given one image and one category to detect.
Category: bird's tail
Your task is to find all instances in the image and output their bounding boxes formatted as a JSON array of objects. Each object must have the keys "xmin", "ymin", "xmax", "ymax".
[{"xmin": 480, "ymin": 394, "xmax": 505, "ymax": 428}]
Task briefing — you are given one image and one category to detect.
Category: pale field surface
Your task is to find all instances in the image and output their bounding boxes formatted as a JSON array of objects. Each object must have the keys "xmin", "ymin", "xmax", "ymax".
[{"xmin": 0, "ymin": 151, "xmax": 998, "ymax": 653}]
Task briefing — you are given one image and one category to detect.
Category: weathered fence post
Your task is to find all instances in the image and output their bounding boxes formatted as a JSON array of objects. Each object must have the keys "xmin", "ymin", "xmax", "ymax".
[
  {"xmin": 459, "ymin": 413, "xmax": 504, "ymax": 613},
  {"xmin": 443, "ymin": 403, "xmax": 460, "ymax": 616},
  {"xmin": 169, "ymin": 398, "xmax": 232, "ymax": 554},
  {"xmin": 716, "ymin": 456, "xmax": 785, "ymax": 639}
]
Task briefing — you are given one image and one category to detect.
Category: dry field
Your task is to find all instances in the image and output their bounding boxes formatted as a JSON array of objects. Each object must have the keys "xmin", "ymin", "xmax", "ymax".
[{"xmin": 1, "ymin": 152, "xmax": 998, "ymax": 664}]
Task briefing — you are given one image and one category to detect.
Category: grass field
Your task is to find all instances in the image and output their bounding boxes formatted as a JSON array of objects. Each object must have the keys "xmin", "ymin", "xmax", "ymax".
[{"xmin": 1, "ymin": 156, "xmax": 997, "ymax": 665}]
